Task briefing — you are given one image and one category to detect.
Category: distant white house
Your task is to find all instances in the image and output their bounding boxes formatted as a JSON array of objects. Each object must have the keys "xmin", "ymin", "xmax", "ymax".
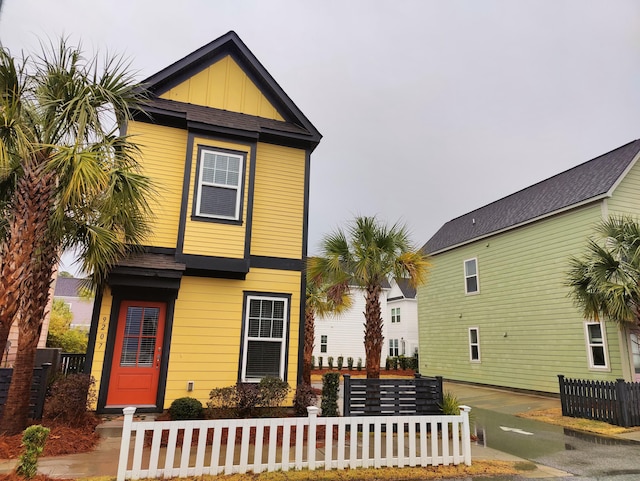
[
  {"xmin": 53, "ymin": 277, "xmax": 94, "ymax": 329},
  {"xmin": 312, "ymin": 279, "xmax": 419, "ymax": 367}
]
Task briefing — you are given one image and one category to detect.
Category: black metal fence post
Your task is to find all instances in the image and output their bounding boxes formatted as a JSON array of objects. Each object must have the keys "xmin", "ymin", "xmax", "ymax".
[{"xmin": 343, "ymin": 374, "xmax": 351, "ymax": 417}]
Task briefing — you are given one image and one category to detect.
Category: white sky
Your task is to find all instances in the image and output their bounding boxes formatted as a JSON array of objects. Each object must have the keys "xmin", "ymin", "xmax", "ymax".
[{"xmin": 2, "ymin": 0, "xmax": 639, "ymax": 273}]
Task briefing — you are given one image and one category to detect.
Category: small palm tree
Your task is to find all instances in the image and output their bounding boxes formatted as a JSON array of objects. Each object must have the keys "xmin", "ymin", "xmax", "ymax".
[
  {"xmin": 568, "ymin": 216, "xmax": 640, "ymax": 326},
  {"xmin": 0, "ymin": 40, "xmax": 153, "ymax": 434},
  {"xmin": 309, "ymin": 216, "xmax": 429, "ymax": 379},
  {"xmin": 303, "ymin": 267, "xmax": 351, "ymax": 385}
]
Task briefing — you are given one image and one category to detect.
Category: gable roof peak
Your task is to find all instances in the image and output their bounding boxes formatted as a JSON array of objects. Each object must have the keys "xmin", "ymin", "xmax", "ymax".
[{"xmin": 423, "ymin": 139, "xmax": 640, "ymax": 254}]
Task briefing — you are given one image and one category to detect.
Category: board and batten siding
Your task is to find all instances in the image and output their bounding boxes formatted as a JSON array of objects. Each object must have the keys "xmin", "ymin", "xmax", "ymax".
[
  {"xmin": 127, "ymin": 121, "xmax": 187, "ymax": 249},
  {"xmin": 418, "ymin": 202, "xmax": 624, "ymax": 393},
  {"xmin": 159, "ymin": 55, "xmax": 284, "ymax": 121},
  {"xmin": 250, "ymin": 143, "xmax": 306, "ymax": 259},
  {"xmin": 90, "ymin": 269, "xmax": 301, "ymax": 408},
  {"xmin": 181, "ymin": 137, "xmax": 252, "ymax": 259}
]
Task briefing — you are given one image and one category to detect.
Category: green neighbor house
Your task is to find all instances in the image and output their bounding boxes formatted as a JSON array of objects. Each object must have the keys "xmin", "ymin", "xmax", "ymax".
[{"xmin": 418, "ymin": 140, "xmax": 640, "ymax": 393}]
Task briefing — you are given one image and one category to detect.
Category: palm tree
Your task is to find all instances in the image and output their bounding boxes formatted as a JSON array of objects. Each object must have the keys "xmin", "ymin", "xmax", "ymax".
[
  {"xmin": 308, "ymin": 216, "xmax": 429, "ymax": 379},
  {"xmin": 0, "ymin": 40, "xmax": 153, "ymax": 434},
  {"xmin": 303, "ymin": 267, "xmax": 352, "ymax": 384},
  {"xmin": 568, "ymin": 216, "xmax": 640, "ymax": 327}
]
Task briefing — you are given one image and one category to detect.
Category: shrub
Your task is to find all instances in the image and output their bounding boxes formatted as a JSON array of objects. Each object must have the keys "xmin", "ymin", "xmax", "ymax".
[
  {"xmin": 327, "ymin": 356, "xmax": 334, "ymax": 369},
  {"xmin": 44, "ymin": 373, "xmax": 95, "ymax": 427},
  {"xmin": 337, "ymin": 356, "xmax": 344, "ymax": 370},
  {"xmin": 206, "ymin": 386, "xmax": 238, "ymax": 419},
  {"xmin": 391, "ymin": 357, "xmax": 399, "ymax": 370},
  {"xmin": 385, "ymin": 357, "xmax": 391, "ymax": 370},
  {"xmin": 235, "ymin": 382, "xmax": 262, "ymax": 418},
  {"xmin": 440, "ymin": 391, "xmax": 460, "ymax": 415},
  {"xmin": 320, "ymin": 372, "xmax": 340, "ymax": 417},
  {"xmin": 318, "ymin": 357, "xmax": 323, "ymax": 370},
  {"xmin": 259, "ymin": 376, "xmax": 290, "ymax": 407},
  {"xmin": 16, "ymin": 425, "xmax": 50, "ymax": 479},
  {"xmin": 293, "ymin": 383, "xmax": 318, "ymax": 416},
  {"xmin": 169, "ymin": 397, "xmax": 203, "ymax": 420},
  {"xmin": 347, "ymin": 357, "xmax": 354, "ymax": 370},
  {"xmin": 398, "ymin": 355, "xmax": 409, "ymax": 370},
  {"xmin": 357, "ymin": 358, "xmax": 362, "ymax": 371}
]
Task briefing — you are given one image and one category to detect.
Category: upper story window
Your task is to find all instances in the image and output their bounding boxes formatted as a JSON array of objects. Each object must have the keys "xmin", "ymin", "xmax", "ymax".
[
  {"xmin": 195, "ymin": 148, "xmax": 244, "ymax": 221},
  {"xmin": 464, "ymin": 258, "xmax": 479, "ymax": 294},
  {"xmin": 391, "ymin": 307, "xmax": 401, "ymax": 323},
  {"xmin": 585, "ymin": 322, "xmax": 609, "ymax": 370},
  {"xmin": 320, "ymin": 335, "xmax": 328, "ymax": 353}
]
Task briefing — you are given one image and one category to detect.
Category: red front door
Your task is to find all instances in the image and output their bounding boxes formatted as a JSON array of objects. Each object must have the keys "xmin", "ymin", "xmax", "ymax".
[{"xmin": 106, "ymin": 301, "xmax": 166, "ymax": 406}]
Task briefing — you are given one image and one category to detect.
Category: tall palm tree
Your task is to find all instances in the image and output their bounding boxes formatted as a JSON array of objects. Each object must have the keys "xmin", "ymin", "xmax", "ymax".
[
  {"xmin": 308, "ymin": 216, "xmax": 429, "ymax": 379},
  {"xmin": 568, "ymin": 216, "xmax": 640, "ymax": 326},
  {"xmin": 0, "ymin": 40, "xmax": 153, "ymax": 434},
  {"xmin": 303, "ymin": 267, "xmax": 351, "ymax": 385}
]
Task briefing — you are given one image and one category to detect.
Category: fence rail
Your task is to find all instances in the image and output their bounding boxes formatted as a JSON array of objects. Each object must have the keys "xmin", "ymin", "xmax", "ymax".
[
  {"xmin": 343, "ymin": 374, "xmax": 443, "ymax": 417},
  {"xmin": 117, "ymin": 405, "xmax": 472, "ymax": 481},
  {"xmin": 558, "ymin": 375, "xmax": 640, "ymax": 427}
]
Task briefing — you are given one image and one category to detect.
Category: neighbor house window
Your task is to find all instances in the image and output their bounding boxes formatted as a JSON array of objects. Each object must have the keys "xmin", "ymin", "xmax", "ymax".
[
  {"xmin": 320, "ymin": 335, "xmax": 328, "ymax": 353},
  {"xmin": 195, "ymin": 148, "xmax": 244, "ymax": 220},
  {"xmin": 391, "ymin": 307, "xmax": 401, "ymax": 323},
  {"xmin": 464, "ymin": 258, "xmax": 479, "ymax": 294},
  {"xmin": 585, "ymin": 322, "xmax": 608, "ymax": 369},
  {"xmin": 389, "ymin": 339, "xmax": 399, "ymax": 357},
  {"xmin": 469, "ymin": 327, "xmax": 480, "ymax": 362},
  {"xmin": 241, "ymin": 295, "xmax": 289, "ymax": 381}
]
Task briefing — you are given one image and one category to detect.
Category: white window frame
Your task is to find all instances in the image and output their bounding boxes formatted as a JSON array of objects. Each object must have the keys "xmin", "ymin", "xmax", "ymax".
[
  {"xmin": 584, "ymin": 321, "xmax": 609, "ymax": 370},
  {"xmin": 240, "ymin": 295, "xmax": 289, "ymax": 382},
  {"xmin": 320, "ymin": 335, "xmax": 328, "ymax": 353},
  {"xmin": 389, "ymin": 339, "xmax": 399, "ymax": 357},
  {"xmin": 464, "ymin": 258, "xmax": 479, "ymax": 295},
  {"xmin": 469, "ymin": 327, "xmax": 480, "ymax": 362},
  {"xmin": 195, "ymin": 148, "xmax": 244, "ymax": 221},
  {"xmin": 391, "ymin": 307, "xmax": 401, "ymax": 323}
]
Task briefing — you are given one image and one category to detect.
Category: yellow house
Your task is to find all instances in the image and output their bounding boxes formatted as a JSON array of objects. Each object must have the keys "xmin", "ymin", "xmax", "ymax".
[{"xmin": 86, "ymin": 31, "xmax": 321, "ymax": 414}]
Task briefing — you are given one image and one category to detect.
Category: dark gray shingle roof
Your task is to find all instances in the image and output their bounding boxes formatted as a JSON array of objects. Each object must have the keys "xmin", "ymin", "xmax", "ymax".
[
  {"xmin": 54, "ymin": 277, "xmax": 85, "ymax": 297},
  {"xmin": 423, "ymin": 140, "xmax": 640, "ymax": 254}
]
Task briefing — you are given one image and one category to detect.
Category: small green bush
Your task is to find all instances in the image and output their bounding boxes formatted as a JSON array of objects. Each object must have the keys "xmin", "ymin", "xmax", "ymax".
[
  {"xmin": 337, "ymin": 356, "xmax": 344, "ymax": 370},
  {"xmin": 320, "ymin": 372, "xmax": 340, "ymax": 417},
  {"xmin": 392, "ymin": 357, "xmax": 399, "ymax": 370},
  {"xmin": 347, "ymin": 357, "xmax": 354, "ymax": 370},
  {"xmin": 318, "ymin": 357, "xmax": 323, "ymax": 370},
  {"xmin": 385, "ymin": 356, "xmax": 391, "ymax": 370},
  {"xmin": 169, "ymin": 397, "xmax": 203, "ymax": 420},
  {"xmin": 357, "ymin": 358, "xmax": 362, "ymax": 371},
  {"xmin": 293, "ymin": 383, "xmax": 318, "ymax": 416},
  {"xmin": 398, "ymin": 355, "xmax": 408, "ymax": 370},
  {"xmin": 440, "ymin": 391, "xmax": 460, "ymax": 415},
  {"xmin": 259, "ymin": 376, "xmax": 290, "ymax": 407},
  {"xmin": 327, "ymin": 356, "xmax": 334, "ymax": 369},
  {"xmin": 16, "ymin": 425, "xmax": 50, "ymax": 479},
  {"xmin": 206, "ymin": 377, "xmax": 290, "ymax": 419},
  {"xmin": 206, "ymin": 386, "xmax": 237, "ymax": 419}
]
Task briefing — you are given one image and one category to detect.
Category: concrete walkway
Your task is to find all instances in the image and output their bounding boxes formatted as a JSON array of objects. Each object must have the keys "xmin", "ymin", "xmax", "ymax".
[{"xmin": 0, "ymin": 381, "xmax": 613, "ymax": 478}]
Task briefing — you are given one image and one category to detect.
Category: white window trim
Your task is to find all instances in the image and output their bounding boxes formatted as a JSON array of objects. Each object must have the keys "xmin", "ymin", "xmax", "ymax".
[
  {"xmin": 584, "ymin": 321, "xmax": 610, "ymax": 371},
  {"xmin": 389, "ymin": 339, "xmax": 399, "ymax": 357},
  {"xmin": 464, "ymin": 258, "xmax": 480, "ymax": 295},
  {"xmin": 469, "ymin": 327, "xmax": 481, "ymax": 362},
  {"xmin": 240, "ymin": 295, "xmax": 289, "ymax": 382},
  {"xmin": 195, "ymin": 148, "xmax": 244, "ymax": 221},
  {"xmin": 320, "ymin": 335, "xmax": 328, "ymax": 353},
  {"xmin": 391, "ymin": 307, "xmax": 400, "ymax": 323}
]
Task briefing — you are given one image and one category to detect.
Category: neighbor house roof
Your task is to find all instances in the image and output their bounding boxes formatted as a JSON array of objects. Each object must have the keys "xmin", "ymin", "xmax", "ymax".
[
  {"xmin": 423, "ymin": 139, "xmax": 640, "ymax": 255},
  {"xmin": 387, "ymin": 278, "xmax": 417, "ymax": 301},
  {"xmin": 54, "ymin": 277, "xmax": 85, "ymax": 297}
]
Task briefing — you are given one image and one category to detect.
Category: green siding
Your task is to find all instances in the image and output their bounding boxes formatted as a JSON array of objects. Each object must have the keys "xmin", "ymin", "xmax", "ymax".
[
  {"xmin": 419, "ymin": 202, "xmax": 627, "ymax": 393},
  {"xmin": 608, "ymin": 159, "xmax": 640, "ymax": 216}
]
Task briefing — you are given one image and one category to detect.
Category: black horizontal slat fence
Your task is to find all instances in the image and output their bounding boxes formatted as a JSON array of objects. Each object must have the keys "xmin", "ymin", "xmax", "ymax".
[
  {"xmin": 343, "ymin": 373, "xmax": 443, "ymax": 417},
  {"xmin": 558, "ymin": 374, "xmax": 640, "ymax": 427},
  {"xmin": 0, "ymin": 363, "xmax": 51, "ymax": 420}
]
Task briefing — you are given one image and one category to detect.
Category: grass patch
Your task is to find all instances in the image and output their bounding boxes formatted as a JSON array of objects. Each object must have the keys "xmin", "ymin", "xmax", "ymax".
[
  {"xmin": 517, "ymin": 407, "xmax": 640, "ymax": 436},
  {"xmin": 121, "ymin": 461, "xmax": 518, "ymax": 481}
]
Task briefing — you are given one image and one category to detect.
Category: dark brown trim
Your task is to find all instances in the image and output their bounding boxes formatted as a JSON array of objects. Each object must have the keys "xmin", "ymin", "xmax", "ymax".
[
  {"xmin": 176, "ymin": 133, "xmax": 195, "ymax": 256},
  {"xmin": 177, "ymin": 253, "xmax": 249, "ymax": 275},
  {"xmin": 250, "ymin": 256, "xmax": 303, "ymax": 271}
]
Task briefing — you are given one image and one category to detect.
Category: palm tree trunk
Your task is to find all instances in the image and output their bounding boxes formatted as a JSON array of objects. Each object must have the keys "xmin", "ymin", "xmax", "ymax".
[
  {"xmin": 0, "ymin": 161, "xmax": 57, "ymax": 435},
  {"xmin": 364, "ymin": 284, "xmax": 383, "ymax": 379},
  {"xmin": 302, "ymin": 308, "xmax": 315, "ymax": 385}
]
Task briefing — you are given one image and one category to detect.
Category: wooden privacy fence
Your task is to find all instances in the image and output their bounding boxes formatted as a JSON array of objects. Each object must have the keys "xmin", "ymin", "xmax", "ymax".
[
  {"xmin": 343, "ymin": 374, "xmax": 443, "ymax": 416},
  {"xmin": 0, "ymin": 363, "xmax": 51, "ymax": 420},
  {"xmin": 60, "ymin": 353, "xmax": 86, "ymax": 375},
  {"xmin": 117, "ymin": 405, "xmax": 472, "ymax": 481},
  {"xmin": 558, "ymin": 375, "xmax": 640, "ymax": 427}
]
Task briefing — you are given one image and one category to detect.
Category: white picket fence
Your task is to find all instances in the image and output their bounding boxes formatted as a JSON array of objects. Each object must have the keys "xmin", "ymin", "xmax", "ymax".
[{"xmin": 117, "ymin": 405, "xmax": 472, "ymax": 481}]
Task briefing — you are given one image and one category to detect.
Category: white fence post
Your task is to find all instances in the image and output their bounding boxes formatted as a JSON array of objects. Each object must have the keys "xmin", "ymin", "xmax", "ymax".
[
  {"xmin": 117, "ymin": 407, "xmax": 136, "ymax": 481},
  {"xmin": 307, "ymin": 406, "xmax": 319, "ymax": 469},
  {"xmin": 459, "ymin": 405, "xmax": 472, "ymax": 466}
]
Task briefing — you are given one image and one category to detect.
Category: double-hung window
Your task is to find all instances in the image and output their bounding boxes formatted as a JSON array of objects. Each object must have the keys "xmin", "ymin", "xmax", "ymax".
[
  {"xmin": 464, "ymin": 258, "xmax": 479, "ymax": 294},
  {"xmin": 391, "ymin": 307, "xmax": 401, "ymax": 323},
  {"xmin": 469, "ymin": 327, "xmax": 480, "ymax": 362},
  {"xmin": 195, "ymin": 148, "xmax": 244, "ymax": 221},
  {"xmin": 585, "ymin": 322, "xmax": 608, "ymax": 369},
  {"xmin": 241, "ymin": 295, "xmax": 289, "ymax": 381},
  {"xmin": 320, "ymin": 335, "xmax": 328, "ymax": 353},
  {"xmin": 389, "ymin": 339, "xmax": 399, "ymax": 357}
]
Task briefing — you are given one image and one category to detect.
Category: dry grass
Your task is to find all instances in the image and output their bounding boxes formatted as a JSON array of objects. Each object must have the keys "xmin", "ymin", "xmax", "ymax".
[{"xmin": 517, "ymin": 407, "xmax": 640, "ymax": 436}]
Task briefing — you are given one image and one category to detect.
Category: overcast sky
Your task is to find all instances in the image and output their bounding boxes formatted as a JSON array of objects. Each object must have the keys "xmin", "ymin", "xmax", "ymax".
[{"xmin": 2, "ymin": 1, "xmax": 639, "ymax": 271}]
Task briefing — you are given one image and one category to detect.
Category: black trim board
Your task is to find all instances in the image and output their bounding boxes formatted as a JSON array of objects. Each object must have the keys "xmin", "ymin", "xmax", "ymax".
[{"xmin": 250, "ymin": 256, "xmax": 302, "ymax": 271}]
